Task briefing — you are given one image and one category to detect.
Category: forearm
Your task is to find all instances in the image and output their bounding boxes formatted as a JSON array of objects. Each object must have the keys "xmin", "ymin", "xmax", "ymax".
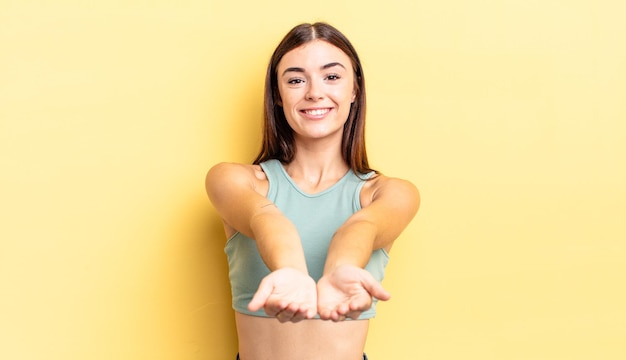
[
  {"xmin": 324, "ymin": 177, "xmax": 420, "ymax": 275},
  {"xmin": 206, "ymin": 163, "xmax": 309, "ymax": 274},
  {"xmin": 323, "ymin": 220, "xmax": 377, "ymax": 274},
  {"xmin": 250, "ymin": 212, "xmax": 308, "ymax": 273}
]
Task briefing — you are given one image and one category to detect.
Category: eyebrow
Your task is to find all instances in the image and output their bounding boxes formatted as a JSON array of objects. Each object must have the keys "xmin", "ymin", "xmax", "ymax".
[{"xmin": 282, "ymin": 62, "xmax": 347, "ymax": 76}]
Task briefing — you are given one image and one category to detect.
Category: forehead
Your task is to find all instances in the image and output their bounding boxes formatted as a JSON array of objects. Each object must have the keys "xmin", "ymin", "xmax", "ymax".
[{"xmin": 277, "ymin": 40, "xmax": 353, "ymax": 71}]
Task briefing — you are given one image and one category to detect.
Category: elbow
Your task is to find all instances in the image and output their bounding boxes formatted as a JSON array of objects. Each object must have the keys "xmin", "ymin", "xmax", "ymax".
[
  {"xmin": 205, "ymin": 162, "xmax": 236, "ymax": 202},
  {"xmin": 400, "ymin": 180, "xmax": 421, "ymax": 219}
]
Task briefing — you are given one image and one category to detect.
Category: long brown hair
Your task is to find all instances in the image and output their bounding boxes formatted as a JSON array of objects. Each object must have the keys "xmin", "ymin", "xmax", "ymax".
[{"xmin": 253, "ymin": 22, "xmax": 376, "ymax": 175}]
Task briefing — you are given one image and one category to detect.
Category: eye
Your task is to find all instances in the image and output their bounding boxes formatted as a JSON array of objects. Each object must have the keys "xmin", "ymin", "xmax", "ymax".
[
  {"xmin": 325, "ymin": 74, "xmax": 341, "ymax": 81},
  {"xmin": 287, "ymin": 78, "xmax": 305, "ymax": 85}
]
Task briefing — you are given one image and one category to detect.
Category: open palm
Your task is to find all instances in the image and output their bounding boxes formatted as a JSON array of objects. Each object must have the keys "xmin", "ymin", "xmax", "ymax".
[
  {"xmin": 317, "ymin": 265, "xmax": 391, "ymax": 321},
  {"xmin": 248, "ymin": 267, "xmax": 317, "ymax": 323}
]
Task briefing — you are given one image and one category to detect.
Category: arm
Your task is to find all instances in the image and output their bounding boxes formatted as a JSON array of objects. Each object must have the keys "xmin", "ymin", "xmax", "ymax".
[
  {"xmin": 325, "ymin": 177, "xmax": 420, "ymax": 271},
  {"xmin": 317, "ymin": 176, "xmax": 420, "ymax": 320},
  {"xmin": 205, "ymin": 162, "xmax": 316, "ymax": 321},
  {"xmin": 206, "ymin": 162, "xmax": 307, "ymax": 272}
]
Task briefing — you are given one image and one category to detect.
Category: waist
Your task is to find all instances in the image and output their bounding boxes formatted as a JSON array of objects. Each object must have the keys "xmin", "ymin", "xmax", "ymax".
[
  {"xmin": 235, "ymin": 312, "xmax": 369, "ymax": 360},
  {"xmin": 237, "ymin": 354, "xmax": 368, "ymax": 360}
]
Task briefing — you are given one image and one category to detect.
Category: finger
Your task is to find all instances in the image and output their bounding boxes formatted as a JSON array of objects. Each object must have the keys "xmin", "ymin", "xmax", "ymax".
[
  {"xmin": 277, "ymin": 303, "xmax": 297, "ymax": 320},
  {"xmin": 346, "ymin": 309, "xmax": 364, "ymax": 320},
  {"xmin": 303, "ymin": 305, "xmax": 317, "ymax": 319},
  {"xmin": 276, "ymin": 310, "xmax": 292, "ymax": 323},
  {"xmin": 326, "ymin": 305, "xmax": 347, "ymax": 322},
  {"xmin": 336, "ymin": 302, "xmax": 351, "ymax": 316},
  {"xmin": 348, "ymin": 293, "xmax": 373, "ymax": 312},
  {"xmin": 264, "ymin": 298, "xmax": 288, "ymax": 317},
  {"xmin": 345, "ymin": 292, "xmax": 373, "ymax": 320},
  {"xmin": 331, "ymin": 311, "xmax": 345, "ymax": 322},
  {"xmin": 293, "ymin": 300, "xmax": 316, "ymax": 320},
  {"xmin": 318, "ymin": 305, "xmax": 334, "ymax": 320},
  {"xmin": 318, "ymin": 299, "xmax": 341, "ymax": 321},
  {"xmin": 289, "ymin": 307, "xmax": 310, "ymax": 323},
  {"xmin": 316, "ymin": 295, "xmax": 332, "ymax": 320}
]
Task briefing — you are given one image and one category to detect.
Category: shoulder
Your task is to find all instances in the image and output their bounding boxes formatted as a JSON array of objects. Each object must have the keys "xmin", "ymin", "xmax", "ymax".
[
  {"xmin": 360, "ymin": 174, "xmax": 420, "ymax": 211},
  {"xmin": 205, "ymin": 162, "xmax": 268, "ymax": 195}
]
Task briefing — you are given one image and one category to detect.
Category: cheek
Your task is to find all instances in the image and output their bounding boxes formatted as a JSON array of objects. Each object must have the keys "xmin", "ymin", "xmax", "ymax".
[
  {"xmin": 281, "ymin": 98, "xmax": 298, "ymax": 114},
  {"xmin": 340, "ymin": 83, "xmax": 356, "ymax": 103},
  {"xmin": 278, "ymin": 88, "xmax": 301, "ymax": 108},
  {"xmin": 342, "ymin": 88, "xmax": 356, "ymax": 104}
]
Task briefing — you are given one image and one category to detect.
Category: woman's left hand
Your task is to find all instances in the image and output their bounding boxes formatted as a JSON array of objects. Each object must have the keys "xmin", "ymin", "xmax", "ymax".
[{"xmin": 316, "ymin": 265, "xmax": 391, "ymax": 321}]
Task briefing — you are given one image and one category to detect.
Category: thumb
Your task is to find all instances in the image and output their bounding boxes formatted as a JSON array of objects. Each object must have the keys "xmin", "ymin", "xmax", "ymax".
[
  {"xmin": 248, "ymin": 277, "xmax": 273, "ymax": 312},
  {"xmin": 361, "ymin": 273, "xmax": 391, "ymax": 301}
]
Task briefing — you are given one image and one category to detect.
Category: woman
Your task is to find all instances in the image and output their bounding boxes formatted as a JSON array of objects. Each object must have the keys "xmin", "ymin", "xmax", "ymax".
[{"xmin": 206, "ymin": 22, "xmax": 420, "ymax": 360}]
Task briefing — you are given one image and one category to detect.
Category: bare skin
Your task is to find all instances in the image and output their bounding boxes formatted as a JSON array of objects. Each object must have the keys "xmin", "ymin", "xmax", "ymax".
[
  {"xmin": 235, "ymin": 312, "xmax": 369, "ymax": 360},
  {"xmin": 206, "ymin": 163, "xmax": 419, "ymax": 360},
  {"xmin": 205, "ymin": 40, "xmax": 420, "ymax": 360}
]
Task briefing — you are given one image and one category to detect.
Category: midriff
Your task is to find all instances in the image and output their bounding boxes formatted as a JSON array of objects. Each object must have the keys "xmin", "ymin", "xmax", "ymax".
[{"xmin": 235, "ymin": 312, "xmax": 369, "ymax": 360}]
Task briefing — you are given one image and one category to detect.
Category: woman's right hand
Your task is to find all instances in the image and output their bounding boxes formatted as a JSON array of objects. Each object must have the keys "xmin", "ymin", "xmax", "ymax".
[{"xmin": 248, "ymin": 267, "xmax": 317, "ymax": 323}]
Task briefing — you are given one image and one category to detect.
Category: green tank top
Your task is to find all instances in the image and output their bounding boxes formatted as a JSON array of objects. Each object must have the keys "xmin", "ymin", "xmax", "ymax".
[{"xmin": 224, "ymin": 159, "xmax": 389, "ymax": 318}]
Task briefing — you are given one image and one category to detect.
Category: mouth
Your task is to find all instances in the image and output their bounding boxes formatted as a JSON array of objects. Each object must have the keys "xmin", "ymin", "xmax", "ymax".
[{"xmin": 301, "ymin": 108, "xmax": 332, "ymax": 117}]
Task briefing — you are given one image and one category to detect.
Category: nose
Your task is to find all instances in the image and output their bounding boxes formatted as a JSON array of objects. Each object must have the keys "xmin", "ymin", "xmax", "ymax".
[{"xmin": 305, "ymin": 79, "xmax": 323, "ymax": 101}]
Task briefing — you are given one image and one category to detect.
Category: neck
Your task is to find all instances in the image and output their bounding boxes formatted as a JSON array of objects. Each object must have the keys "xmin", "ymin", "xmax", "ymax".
[{"xmin": 285, "ymin": 141, "xmax": 349, "ymax": 192}]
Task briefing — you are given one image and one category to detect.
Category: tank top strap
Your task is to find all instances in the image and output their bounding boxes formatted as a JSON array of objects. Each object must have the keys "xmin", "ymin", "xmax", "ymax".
[{"xmin": 259, "ymin": 159, "xmax": 284, "ymax": 202}]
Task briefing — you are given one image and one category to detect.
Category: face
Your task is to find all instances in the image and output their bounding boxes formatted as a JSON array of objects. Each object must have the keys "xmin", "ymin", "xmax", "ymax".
[{"xmin": 276, "ymin": 40, "xmax": 356, "ymax": 143}]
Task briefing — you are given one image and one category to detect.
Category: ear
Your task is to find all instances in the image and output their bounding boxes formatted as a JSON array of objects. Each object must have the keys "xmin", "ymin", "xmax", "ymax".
[{"xmin": 351, "ymin": 90, "xmax": 356, "ymax": 103}]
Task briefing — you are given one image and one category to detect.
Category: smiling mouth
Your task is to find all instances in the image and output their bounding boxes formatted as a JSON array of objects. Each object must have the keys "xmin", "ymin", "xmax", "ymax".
[{"xmin": 302, "ymin": 108, "xmax": 331, "ymax": 116}]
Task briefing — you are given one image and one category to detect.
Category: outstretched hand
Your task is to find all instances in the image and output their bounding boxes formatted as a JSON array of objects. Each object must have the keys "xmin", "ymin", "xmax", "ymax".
[
  {"xmin": 248, "ymin": 267, "xmax": 317, "ymax": 323},
  {"xmin": 317, "ymin": 264, "xmax": 391, "ymax": 321}
]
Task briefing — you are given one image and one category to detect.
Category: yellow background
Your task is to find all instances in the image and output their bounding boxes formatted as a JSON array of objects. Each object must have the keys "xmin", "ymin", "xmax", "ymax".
[{"xmin": 1, "ymin": 1, "xmax": 625, "ymax": 359}]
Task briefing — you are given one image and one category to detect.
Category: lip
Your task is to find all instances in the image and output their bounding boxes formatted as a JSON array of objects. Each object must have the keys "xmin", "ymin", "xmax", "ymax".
[{"xmin": 299, "ymin": 107, "xmax": 333, "ymax": 119}]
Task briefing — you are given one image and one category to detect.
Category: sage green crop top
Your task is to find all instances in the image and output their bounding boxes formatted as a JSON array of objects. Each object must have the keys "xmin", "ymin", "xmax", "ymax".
[{"xmin": 224, "ymin": 159, "xmax": 389, "ymax": 319}]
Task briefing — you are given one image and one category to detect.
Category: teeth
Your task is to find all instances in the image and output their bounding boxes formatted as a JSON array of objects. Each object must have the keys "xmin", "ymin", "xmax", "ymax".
[{"xmin": 304, "ymin": 108, "xmax": 329, "ymax": 116}]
